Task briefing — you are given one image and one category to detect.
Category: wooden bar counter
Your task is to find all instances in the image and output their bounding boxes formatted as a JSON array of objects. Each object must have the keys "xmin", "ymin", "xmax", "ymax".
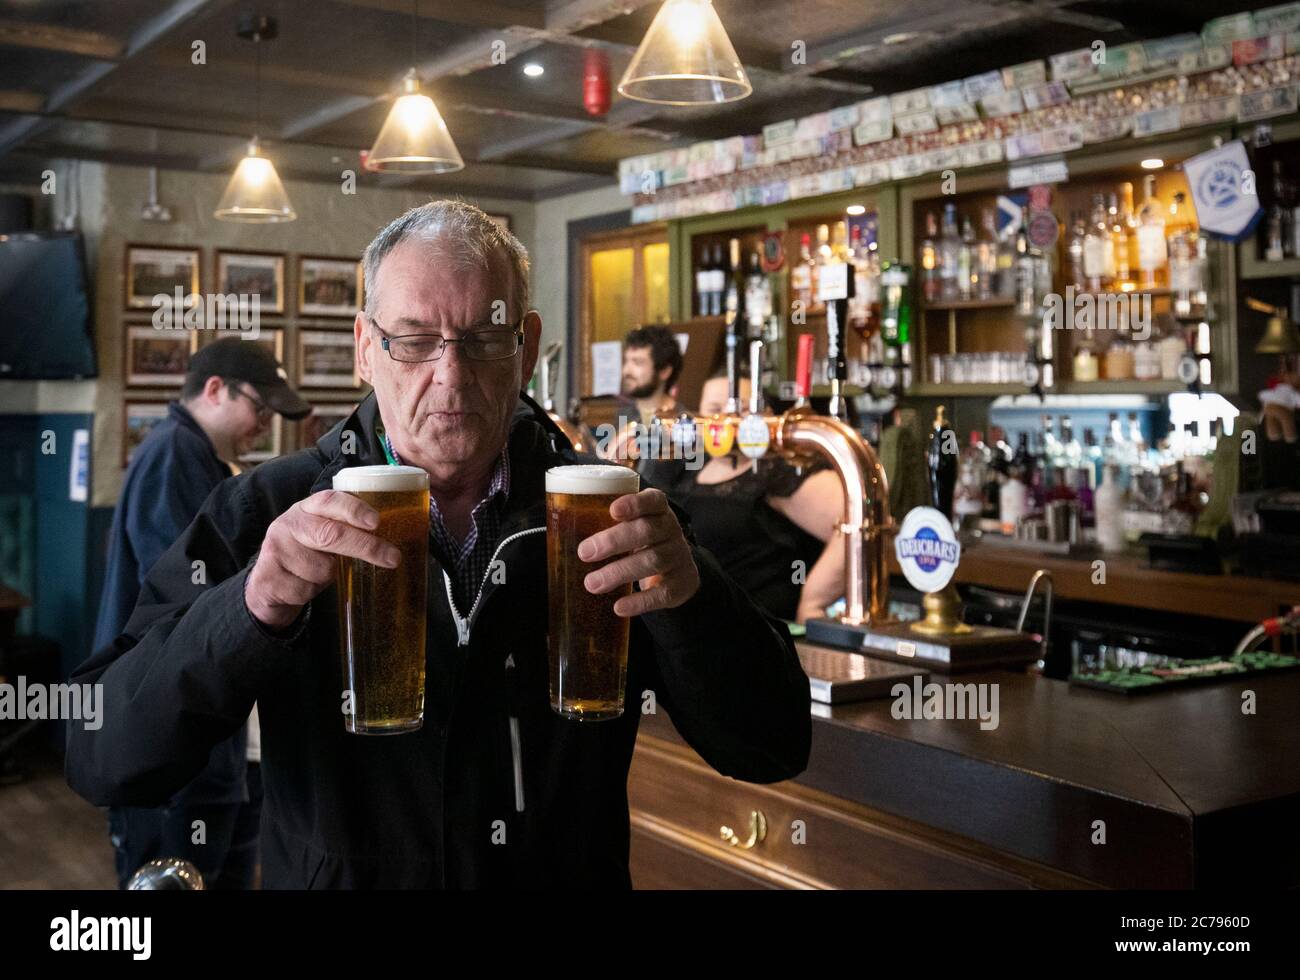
[{"xmin": 628, "ymin": 660, "xmax": 1300, "ymax": 889}]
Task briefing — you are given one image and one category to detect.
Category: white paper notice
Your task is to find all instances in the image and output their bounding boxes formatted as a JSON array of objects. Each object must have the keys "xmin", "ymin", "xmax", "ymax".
[
  {"xmin": 674, "ymin": 333, "xmax": 689, "ymax": 355},
  {"xmin": 591, "ymin": 341, "xmax": 623, "ymax": 396}
]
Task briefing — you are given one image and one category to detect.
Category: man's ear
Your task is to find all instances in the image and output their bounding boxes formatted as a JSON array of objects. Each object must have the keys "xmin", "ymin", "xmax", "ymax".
[
  {"xmin": 519, "ymin": 310, "xmax": 543, "ymax": 388},
  {"xmin": 203, "ymin": 374, "xmax": 226, "ymax": 406},
  {"xmin": 354, "ymin": 312, "xmax": 372, "ymax": 386}
]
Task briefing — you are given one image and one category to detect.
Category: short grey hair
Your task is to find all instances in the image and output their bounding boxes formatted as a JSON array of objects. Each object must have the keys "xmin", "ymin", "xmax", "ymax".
[{"xmin": 362, "ymin": 199, "xmax": 529, "ymax": 322}]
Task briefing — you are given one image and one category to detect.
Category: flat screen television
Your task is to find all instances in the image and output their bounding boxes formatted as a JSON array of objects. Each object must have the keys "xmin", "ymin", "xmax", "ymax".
[{"xmin": 0, "ymin": 231, "xmax": 97, "ymax": 379}]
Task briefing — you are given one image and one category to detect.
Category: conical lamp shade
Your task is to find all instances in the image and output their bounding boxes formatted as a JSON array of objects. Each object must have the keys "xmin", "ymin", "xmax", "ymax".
[
  {"xmin": 617, "ymin": 0, "xmax": 751, "ymax": 105},
  {"xmin": 367, "ymin": 75, "xmax": 464, "ymax": 174},
  {"xmin": 214, "ymin": 143, "xmax": 296, "ymax": 222}
]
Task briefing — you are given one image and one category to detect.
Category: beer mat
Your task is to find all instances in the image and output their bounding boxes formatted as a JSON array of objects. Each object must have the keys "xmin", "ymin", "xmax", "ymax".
[
  {"xmin": 795, "ymin": 641, "xmax": 928, "ymax": 703},
  {"xmin": 1069, "ymin": 650, "xmax": 1300, "ymax": 694}
]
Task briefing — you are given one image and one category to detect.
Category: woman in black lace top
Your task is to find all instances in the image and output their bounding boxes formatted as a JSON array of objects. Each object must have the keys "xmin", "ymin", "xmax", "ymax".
[{"xmin": 638, "ymin": 375, "xmax": 845, "ymax": 623}]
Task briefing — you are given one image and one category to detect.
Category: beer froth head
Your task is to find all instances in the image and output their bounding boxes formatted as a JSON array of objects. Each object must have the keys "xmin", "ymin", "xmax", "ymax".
[{"xmin": 356, "ymin": 201, "xmax": 541, "ymax": 481}]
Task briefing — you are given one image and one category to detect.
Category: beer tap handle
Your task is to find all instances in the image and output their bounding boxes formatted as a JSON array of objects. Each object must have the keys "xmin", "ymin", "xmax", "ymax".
[
  {"xmin": 749, "ymin": 340, "xmax": 764, "ymax": 415},
  {"xmin": 795, "ymin": 333, "xmax": 814, "ymax": 407}
]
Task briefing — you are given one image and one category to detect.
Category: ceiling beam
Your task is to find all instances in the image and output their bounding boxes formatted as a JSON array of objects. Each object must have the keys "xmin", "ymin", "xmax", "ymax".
[
  {"xmin": 0, "ymin": 0, "xmax": 239, "ymax": 157},
  {"xmin": 327, "ymin": 0, "xmax": 548, "ymax": 30},
  {"xmin": 0, "ymin": 18, "xmax": 121, "ymax": 60}
]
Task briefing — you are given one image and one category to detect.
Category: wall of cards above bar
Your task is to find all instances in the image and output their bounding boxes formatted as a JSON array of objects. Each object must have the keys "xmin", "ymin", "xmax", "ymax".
[{"xmin": 619, "ymin": 5, "xmax": 1300, "ymax": 224}]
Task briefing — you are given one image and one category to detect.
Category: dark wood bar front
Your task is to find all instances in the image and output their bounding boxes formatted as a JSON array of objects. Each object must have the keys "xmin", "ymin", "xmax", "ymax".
[{"xmin": 629, "ymin": 663, "xmax": 1300, "ymax": 889}]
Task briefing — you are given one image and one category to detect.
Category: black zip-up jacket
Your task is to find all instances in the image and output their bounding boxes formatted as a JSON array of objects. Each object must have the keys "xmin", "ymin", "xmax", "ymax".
[{"xmin": 66, "ymin": 392, "xmax": 811, "ymax": 888}]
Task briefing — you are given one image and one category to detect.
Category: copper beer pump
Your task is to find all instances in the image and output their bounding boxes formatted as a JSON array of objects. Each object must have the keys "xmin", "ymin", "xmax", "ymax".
[{"xmin": 589, "ymin": 316, "xmax": 896, "ymax": 630}]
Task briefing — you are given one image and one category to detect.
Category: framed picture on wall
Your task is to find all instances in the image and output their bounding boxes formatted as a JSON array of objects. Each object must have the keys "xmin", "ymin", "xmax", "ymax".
[
  {"xmin": 216, "ymin": 250, "xmax": 285, "ymax": 314},
  {"xmin": 125, "ymin": 245, "xmax": 200, "ymax": 311},
  {"xmin": 124, "ymin": 324, "xmax": 196, "ymax": 385},
  {"xmin": 298, "ymin": 402, "xmax": 356, "ymax": 446},
  {"xmin": 193, "ymin": 326, "xmax": 285, "ymax": 366},
  {"xmin": 122, "ymin": 400, "xmax": 170, "ymax": 467},
  {"xmin": 298, "ymin": 256, "xmax": 363, "ymax": 317},
  {"xmin": 239, "ymin": 417, "xmax": 283, "ymax": 466},
  {"xmin": 297, "ymin": 330, "xmax": 359, "ymax": 388}
]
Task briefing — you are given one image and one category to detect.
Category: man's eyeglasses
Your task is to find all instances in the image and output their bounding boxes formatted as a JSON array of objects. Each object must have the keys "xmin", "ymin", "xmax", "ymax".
[
  {"xmin": 228, "ymin": 383, "xmax": 273, "ymax": 423},
  {"xmin": 370, "ymin": 315, "xmax": 524, "ymax": 363}
]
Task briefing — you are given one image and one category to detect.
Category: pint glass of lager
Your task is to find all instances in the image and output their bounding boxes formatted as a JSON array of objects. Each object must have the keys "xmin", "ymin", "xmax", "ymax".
[
  {"xmin": 333, "ymin": 465, "xmax": 429, "ymax": 734},
  {"xmin": 546, "ymin": 464, "xmax": 640, "ymax": 721}
]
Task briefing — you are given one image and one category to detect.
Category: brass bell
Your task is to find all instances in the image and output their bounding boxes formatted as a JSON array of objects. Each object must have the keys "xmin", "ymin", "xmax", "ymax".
[{"xmin": 1248, "ymin": 298, "xmax": 1300, "ymax": 355}]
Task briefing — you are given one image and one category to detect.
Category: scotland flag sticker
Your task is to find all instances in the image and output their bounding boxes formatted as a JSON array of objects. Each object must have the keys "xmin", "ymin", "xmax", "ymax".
[{"xmin": 894, "ymin": 506, "xmax": 961, "ymax": 593}]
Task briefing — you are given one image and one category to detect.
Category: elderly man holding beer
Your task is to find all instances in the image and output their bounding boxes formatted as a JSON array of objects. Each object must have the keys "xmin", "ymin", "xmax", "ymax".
[{"xmin": 68, "ymin": 201, "xmax": 811, "ymax": 888}]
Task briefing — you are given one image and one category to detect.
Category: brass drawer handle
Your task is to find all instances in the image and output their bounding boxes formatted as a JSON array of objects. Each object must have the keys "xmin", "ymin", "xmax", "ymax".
[{"xmin": 720, "ymin": 810, "xmax": 767, "ymax": 850}]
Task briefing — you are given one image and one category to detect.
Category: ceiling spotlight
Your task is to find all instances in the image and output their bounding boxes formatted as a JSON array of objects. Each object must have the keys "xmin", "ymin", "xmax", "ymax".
[
  {"xmin": 523, "ymin": 62, "xmax": 544, "ymax": 77},
  {"xmin": 1141, "ymin": 158, "xmax": 1164, "ymax": 169},
  {"xmin": 846, "ymin": 204, "xmax": 866, "ymax": 216}
]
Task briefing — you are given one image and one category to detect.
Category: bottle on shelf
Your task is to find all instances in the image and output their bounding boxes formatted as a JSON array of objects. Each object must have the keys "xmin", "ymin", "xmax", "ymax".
[
  {"xmin": 984, "ymin": 428, "xmax": 1010, "ymax": 524},
  {"xmin": 1134, "ymin": 331, "xmax": 1161, "ymax": 380},
  {"xmin": 1083, "ymin": 193, "xmax": 1111, "ymax": 292},
  {"xmin": 1264, "ymin": 160, "xmax": 1293, "ymax": 262},
  {"xmin": 812, "ymin": 224, "xmax": 832, "ymax": 314},
  {"xmin": 995, "ymin": 218, "xmax": 1017, "ymax": 299},
  {"xmin": 1014, "ymin": 229, "xmax": 1037, "ymax": 316},
  {"xmin": 1159, "ymin": 321, "xmax": 1189, "ymax": 380},
  {"xmin": 1094, "ymin": 464, "xmax": 1126, "ymax": 552},
  {"xmin": 695, "ymin": 244, "xmax": 712, "ymax": 316},
  {"xmin": 1000, "ymin": 434, "xmax": 1031, "ymax": 534},
  {"xmin": 724, "ymin": 237, "xmax": 743, "ymax": 319},
  {"xmin": 1109, "ymin": 190, "xmax": 1132, "ymax": 290},
  {"xmin": 1067, "ymin": 210, "xmax": 1087, "ymax": 290},
  {"xmin": 791, "ymin": 233, "xmax": 815, "ymax": 315},
  {"xmin": 1127, "ymin": 412, "xmax": 1147, "ymax": 468},
  {"xmin": 920, "ymin": 211, "xmax": 940, "ymax": 304},
  {"xmin": 710, "ymin": 242, "xmax": 728, "ymax": 315},
  {"xmin": 1136, "ymin": 174, "xmax": 1168, "ymax": 290},
  {"xmin": 1084, "ymin": 427, "xmax": 1103, "ymax": 488},
  {"xmin": 958, "ymin": 214, "xmax": 975, "ymax": 301},
  {"xmin": 1104, "ymin": 336, "xmax": 1134, "ymax": 380},
  {"xmin": 976, "ymin": 208, "xmax": 999, "ymax": 301},
  {"xmin": 928, "ymin": 406, "xmax": 957, "ymax": 518},
  {"xmin": 1073, "ymin": 334, "xmax": 1099, "ymax": 382},
  {"xmin": 744, "ymin": 248, "xmax": 772, "ymax": 338},
  {"xmin": 848, "ymin": 223, "xmax": 879, "ymax": 337},
  {"xmin": 953, "ymin": 430, "xmax": 989, "ymax": 532},
  {"xmin": 939, "ymin": 203, "xmax": 962, "ymax": 301},
  {"xmin": 879, "ymin": 261, "xmax": 911, "ymax": 346}
]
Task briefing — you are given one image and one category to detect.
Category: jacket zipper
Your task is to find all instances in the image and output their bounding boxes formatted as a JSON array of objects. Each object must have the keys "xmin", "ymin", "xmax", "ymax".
[
  {"xmin": 443, "ymin": 525, "xmax": 545, "ymax": 647},
  {"xmin": 505, "ymin": 653, "xmax": 526, "ymax": 814}
]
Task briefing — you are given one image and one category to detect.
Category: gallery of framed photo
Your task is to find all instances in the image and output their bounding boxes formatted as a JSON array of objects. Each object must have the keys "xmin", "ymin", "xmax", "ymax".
[
  {"xmin": 298, "ymin": 256, "xmax": 363, "ymax": 317},
  {"xmin": 297, "ymin": 330, "xmax": 359, "ymax": 388},
  {"xmin": 239, "ymin": 417, "xmax": 283, "ymax": 466},
  {"xmin": 124, "ymin": 245, "xmax": 200, "ymax": 311},
  {"xmin": 124, "ymin": 324, "xmax": 197, "ymax": 386},
  {"xmin": 216, "ymin": 250, "xmax": 285, "ymax": 315},
  {"xmin": 122, "ymin": 400, "xmax": 171, "ymax": 467},
  {"xmin": 298, "ymin": 402, "xmax": 356, "ymax": 446}
]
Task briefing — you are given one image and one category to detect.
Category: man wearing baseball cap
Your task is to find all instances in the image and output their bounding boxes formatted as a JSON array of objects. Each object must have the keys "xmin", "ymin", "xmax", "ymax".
[{"xmin": 93, "ymin": 336, "xmax": 309, "ymax": 888}]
